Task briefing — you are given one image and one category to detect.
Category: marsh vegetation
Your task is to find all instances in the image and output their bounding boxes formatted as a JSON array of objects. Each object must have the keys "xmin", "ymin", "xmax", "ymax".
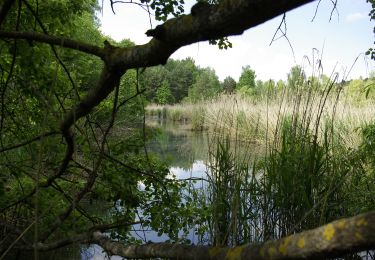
[{"xmin": 145, "ymin": 64, "xmax": 375, "ymax": 257}]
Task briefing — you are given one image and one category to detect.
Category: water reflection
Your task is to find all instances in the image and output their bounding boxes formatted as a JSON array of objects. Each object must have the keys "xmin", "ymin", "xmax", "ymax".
[
  {"xmin": 146, "ymin": 119, "xmax": 209, "ymax": 170},
  {"xmin": 170, "ymin": 160, "xmax": 206, "ymax": 180},
  {"xmin": 83, "ymin": 121, "xmax": 210, "ymax": 259},
  {"xmin": 32, "ymin": 121, "xmax": 211, "ymax": 259}
]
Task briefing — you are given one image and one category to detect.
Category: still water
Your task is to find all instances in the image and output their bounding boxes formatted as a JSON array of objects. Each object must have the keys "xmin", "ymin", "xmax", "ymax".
[
  {"xmin": 13, "ymin": 119, "xmax": 263, "ymax": 259},
  {"xmin": 84, "ymin": 121, "xmax": 210, "ymax": 259},
  {"xmin": 26, "ymin": 121, "xmax": 210, "ymax": 259}
]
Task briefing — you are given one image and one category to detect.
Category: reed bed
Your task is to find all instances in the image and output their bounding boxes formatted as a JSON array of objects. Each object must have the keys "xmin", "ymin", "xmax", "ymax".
[
  {"xmin": 183, "ymin": 83, "xmax": 375, "ymax": 252},
  {"xmin": 147, "ymin": 92, "xmax": 375, "ymax": 147}
]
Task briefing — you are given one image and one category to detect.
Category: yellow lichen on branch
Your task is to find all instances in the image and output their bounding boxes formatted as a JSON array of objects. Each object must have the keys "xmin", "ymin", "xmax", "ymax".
[{"xmin": 93, "ymin": 211, "xmax": 375, "ymax": 259}]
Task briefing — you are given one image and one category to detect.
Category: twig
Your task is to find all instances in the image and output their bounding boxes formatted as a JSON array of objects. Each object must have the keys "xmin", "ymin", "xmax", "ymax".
[
  {"xmin": 0, "ymin": 131, "xmax": 59, "ymax": 153},
  {"xmin": 269, "ymin": 13, "xmax": 296, "ymax": 63}
]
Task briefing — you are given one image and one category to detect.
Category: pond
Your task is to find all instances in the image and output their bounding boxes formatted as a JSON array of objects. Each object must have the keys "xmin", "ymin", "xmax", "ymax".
[
  {"xmin": 13, "ymin": 119, "xmax": 261, "ymax": 259},
  {"xmin": 29, "ymin": 120, "xmax": 212, "ymax": 259},
  {"xmin": 82, "ymin": 120, "xmax": 214, "ymax": 259}
]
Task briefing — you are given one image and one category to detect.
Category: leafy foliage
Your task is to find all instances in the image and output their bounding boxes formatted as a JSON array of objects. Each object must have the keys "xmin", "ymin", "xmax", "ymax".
[
  {"xmin": 147, "ymin": 0, "xmax": 185, "ymax": 21},
  {"xmin": 222, "ymin": 76, "xmax": 236, "ymax": 94},
  {"xmin": 237, "ymin": 66, "xmax": 256, "ymax": 89},
  {"xmin": 0, "ymin": 0, "xmax": 191, "ymax": 254},
  {"xmin": 187, "ymin": 67, "xmax": 221, "ymax": 102},
  {"xmin": 156, "ymin": 80, "xmax": 175, "ymax": 104},
  {"xmin": 366, "ymin": 0, "xmax": 375, "ymax": 60},
  {"xmin": 140, "ymin": 58, "xmax": 198, "ymax": 103}
]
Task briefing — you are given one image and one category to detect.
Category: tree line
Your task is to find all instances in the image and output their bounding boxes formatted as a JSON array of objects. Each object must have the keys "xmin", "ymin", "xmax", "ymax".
[{"xmin": 143, "ymin": 60, "xmax": 375, "ymax": 104}]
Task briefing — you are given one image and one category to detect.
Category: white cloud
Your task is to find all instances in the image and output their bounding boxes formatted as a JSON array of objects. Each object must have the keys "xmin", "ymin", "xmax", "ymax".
[{"xmin": 345, "ymin": 12, "xmax": 367, "ymax": 23}]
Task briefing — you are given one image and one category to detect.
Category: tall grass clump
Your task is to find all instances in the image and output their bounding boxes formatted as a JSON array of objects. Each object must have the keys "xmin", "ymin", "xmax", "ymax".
[
  {"xmin": 256, "ymin": 70, "xmax": 375, "ymax": 241},
  {"xmin": 191, "ymin": 106, "xmax": 207, "ymax": 131},
  {"xmin": 146, "ymin": 103, "xmax": 194, "ymax": 122},
  {"xmin": 196, "ymin": 67, "xmax": 375, "ymax": 252},
  {"xmin": 204, "ymin": 126, "xmax": 263, "ymax": 246}
]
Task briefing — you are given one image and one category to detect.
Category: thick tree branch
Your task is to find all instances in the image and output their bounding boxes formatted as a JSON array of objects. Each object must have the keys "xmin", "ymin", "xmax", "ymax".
[
  {"xmin": 60, "ymin": 0, "xmax": 316, "ymax": 127},
  {"xmin": 0, "ymin": 31, "xmax": 106, "ymax": 58},
  {"xmin": 15, "ymin": 0, "xmax": 316, "ymax": 244},
  {"xmin": 0, "ymin": 0, "xmax": 317, "ymax": 135},
  {"xmin": 142, "ymin": 0, "xmax": 314, "ymax": 46},
  {"xmin": 1, "ymin": 0, "xmax": 318, "ymax": 249},
  {"xmin": 58, "ymin": 0, "xmax": 317, "ymax": 132},
  {"xmin": 92, "ymin": 211, "xmax": 375, "ymax": 259}
]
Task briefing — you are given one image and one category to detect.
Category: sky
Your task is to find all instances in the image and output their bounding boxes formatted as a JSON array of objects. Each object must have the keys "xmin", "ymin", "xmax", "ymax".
[{"xmin": 99, "ymin": 0, "xmax": 375, "ymax": 82}]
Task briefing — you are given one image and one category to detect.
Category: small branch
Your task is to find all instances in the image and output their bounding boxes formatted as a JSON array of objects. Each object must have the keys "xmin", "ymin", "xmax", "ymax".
[
  {"xmin": 103, "ymin": 152, "xmax": 159, "ymax": 179},
  {"xmin": 50, "ymin": 181, "xmax": 99, "ymax": 225},
  {"xmin": 329, "ymin": 0, "xmax": 339, "ymax": 22},
  {"xmin": 40, "ymin": 76, "xmax": 122, "ymax": 242},
  {"xmin": 269, "ymin": 13, "xmax": 295, "ymax": 62},
  {"xmin": 15, "ymin": 219, "xmax": 140, "ymax": 253},
  {"xmin": 311, "ymin": 0, "xmax": 322, "ymax": 22},
  {"xmin": 39, "ymin": 165, "xmax": 96, "ymax": 242},
  {"xmin": 22, "ymin": 0, "xmax": 81, "ymax": 100},
  {"xmin": 89, "ymin": 220, "xmax": 142, "ymax": 232},
  {"xmin": 0, "ymin": 129, "xmax": 74, "ymax": 212},
  {"xmin": 0, "ymin": 31, "xmax": 105, "ymax": 58},
  {"xmin": 0, "ymin": 220, "xmax": 29, "ymax": 244},
  {"xmin": 16, "ymin": 232, "xmax": 93, "ymax": 252},
  {"xmin": 110, "ymin": 0, "xmax": 152, "ymax": 14},
  {"xmin": 0, "ymin": 131, "xmax": 59, "ymax": 153}
]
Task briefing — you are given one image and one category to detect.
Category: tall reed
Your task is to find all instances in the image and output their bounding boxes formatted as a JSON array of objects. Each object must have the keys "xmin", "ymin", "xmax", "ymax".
[{"xmin": 197, "ymin": 71, "xmax": 374, "ymax": 249}]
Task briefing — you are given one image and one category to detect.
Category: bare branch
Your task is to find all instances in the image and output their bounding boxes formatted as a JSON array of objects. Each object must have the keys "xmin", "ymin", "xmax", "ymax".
[
  {"xmin": 329, "ymin": 0, "xmax": 339, "ymax": 22},
  {"xmin": 110, "ymin": 0, "xmax": 152, "ymax": 14},
  {"xmin": 311, "ymin": 0, "xmax": 322, "ymax": 22},
  {"xmin": 0, "ymin": 31, "xmax": 105, "ymax": 58},
  {"xmin": 269, "ymin": 13, "xmax": 296, "ymax": 62}
]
